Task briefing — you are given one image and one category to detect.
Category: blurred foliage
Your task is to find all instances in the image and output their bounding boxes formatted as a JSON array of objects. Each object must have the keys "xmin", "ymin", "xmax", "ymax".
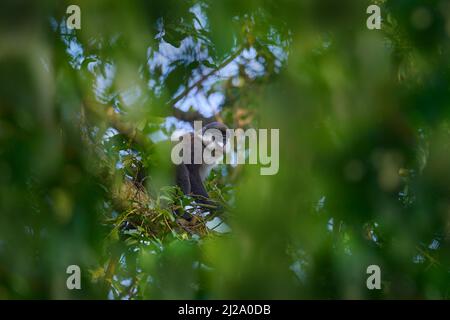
[{"xmin": 0, "ymin": 0, "xmax": 449, "ymax": 299}]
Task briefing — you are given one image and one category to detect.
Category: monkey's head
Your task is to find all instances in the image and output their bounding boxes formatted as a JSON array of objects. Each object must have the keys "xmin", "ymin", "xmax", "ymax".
[{"xmin": 202, "ymin": 122, "xmax": 229, "ymax": 148}]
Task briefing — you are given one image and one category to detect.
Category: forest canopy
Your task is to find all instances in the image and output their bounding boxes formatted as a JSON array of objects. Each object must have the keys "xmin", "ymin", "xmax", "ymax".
[{"xmin": 0, "ymin": 0, "xmax": 449, "ymax": 299}]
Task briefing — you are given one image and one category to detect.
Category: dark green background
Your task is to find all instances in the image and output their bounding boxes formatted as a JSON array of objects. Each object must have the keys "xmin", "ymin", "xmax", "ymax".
[{"xmin": 0, "ymin": 0, "xmax": 449, "ymax": 299}]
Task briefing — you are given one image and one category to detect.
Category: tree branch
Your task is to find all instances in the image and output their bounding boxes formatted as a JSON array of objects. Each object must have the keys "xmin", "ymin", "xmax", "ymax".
[
  {"xmin": 169, "ymin": 46, "xmax": 244, "ymax": 107},
  {"xmin": 82, "ymin": 99, "xmax": 152, "ymax": 149},
  {"xmin": 172, "ymin": 107, "xmax": 216, "ymax": 124}
]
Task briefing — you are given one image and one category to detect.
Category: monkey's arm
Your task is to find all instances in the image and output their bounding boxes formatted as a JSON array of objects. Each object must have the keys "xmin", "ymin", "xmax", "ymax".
[
  {"xmin": 175, "ymin": 164, "xmax": 194, "ymax": 220},
  {"xmin": 176, "ymin": 164, "xmax": 191, "ymax": 195},
  {"xmin": 188, "ymin": 165, "xmax": 211, "ymax": 205}
]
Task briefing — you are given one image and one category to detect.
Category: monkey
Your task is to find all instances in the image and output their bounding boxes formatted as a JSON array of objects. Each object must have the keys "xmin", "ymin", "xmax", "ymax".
[{"xmin": 175, "ymin": 121, "xmax": 229, "ymax": 220}]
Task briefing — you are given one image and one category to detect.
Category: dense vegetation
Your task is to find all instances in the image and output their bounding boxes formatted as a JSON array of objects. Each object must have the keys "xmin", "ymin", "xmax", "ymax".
[{"xmin": 0, "ymin": 0, "xmax": 449, "ymax": 299}]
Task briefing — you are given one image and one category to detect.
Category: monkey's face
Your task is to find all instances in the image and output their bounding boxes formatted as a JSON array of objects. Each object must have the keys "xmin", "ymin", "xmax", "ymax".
[
  {"xmin": 202, "ymin": 122, "xmax": 229, "ymax": 148},
  {"xmin": 201, "ymin": 122, "xmax": 229, "ymax": 160}
]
